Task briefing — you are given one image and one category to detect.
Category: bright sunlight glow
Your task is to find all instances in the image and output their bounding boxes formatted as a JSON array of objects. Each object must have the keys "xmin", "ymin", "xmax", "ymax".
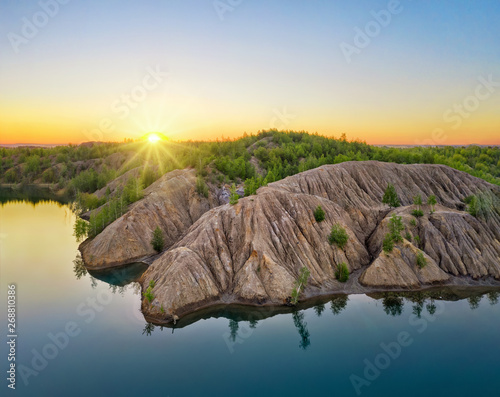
[{"xmin": 147, "ymin": 133, "xmax": 162, "ymax": 143}]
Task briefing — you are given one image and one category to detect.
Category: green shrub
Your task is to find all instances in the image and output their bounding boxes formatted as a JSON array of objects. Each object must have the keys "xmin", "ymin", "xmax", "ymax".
[
  {"xmin": 335, "ymin": 262, "xmax": 349, "ymax": 283},
  {"xmin": 414, "ymin": 235, "xmax": 421, "ymax": 247},
  {"xmin": 196, "ymin": 175, "xmax": 209, "ymax": 198},
  {"xmin": 383, "ymin": 233, "xmax": 394, "ymax": 253},
  {"xmin": 416, "ymin": 251, "xmax": 427, "ymax": 269},
  {"xmin": 405, "ymin": 232, "xmax": 412, "ymax": 241},
  {"xmin": 410, "ymin": 218, "xmax": 417, "ymax": 227},
  {"xmin": 143, "ymin": 286, "xmax": 154, "ymax": 303},
  {"xmin": 151, "ymin": 226, "xmax": 164, "ymax": 252},
  {"xmin": 229, "ymin": 184, "xmax": 239, "ymax": 205},
  {"xmin": 382, "ymin": 183, "xmax": 400, "ymax": 208},
  {"xmin": 427, "ymin": 195, "xmax": 437, "ymax": 213},
  {"xmin": 329, "ymin": 224, "xmax": 349, "ymax": 249},
  {"xmin": 413, "ymin": 194, "xmax": 423, "ymax": 210},
  {"xmin": 314, "ymin": 205, "xmax": 325, "ymax": 222},
  {"xmin": 411, "ymin": 209, "xmax": 424, "ymax": 218},
  {"xmin": 389, "ymin": 214, "xmax": 404, "ymax": 242}
]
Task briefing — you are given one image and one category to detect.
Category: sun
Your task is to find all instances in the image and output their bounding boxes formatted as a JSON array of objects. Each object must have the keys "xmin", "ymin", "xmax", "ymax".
[{"xmin": 148, "ymin": 133, "xmax": 162, "ymax": 143}]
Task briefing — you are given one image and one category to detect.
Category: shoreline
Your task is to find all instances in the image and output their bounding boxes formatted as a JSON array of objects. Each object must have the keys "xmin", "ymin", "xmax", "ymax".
[{"xmin": 141, "ymin": 269, "xmax": 500, "ymax": 326}]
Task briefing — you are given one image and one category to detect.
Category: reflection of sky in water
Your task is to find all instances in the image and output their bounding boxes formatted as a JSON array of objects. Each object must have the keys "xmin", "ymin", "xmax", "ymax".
[{"xmin": 1, "ymin": 201, "xmax": 499, "ymax": 397}]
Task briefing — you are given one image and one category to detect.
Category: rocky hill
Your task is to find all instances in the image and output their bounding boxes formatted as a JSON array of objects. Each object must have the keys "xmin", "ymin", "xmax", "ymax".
[{"xmin": 78, "ymin": 161, "xmax": 500, "ymax": 323}]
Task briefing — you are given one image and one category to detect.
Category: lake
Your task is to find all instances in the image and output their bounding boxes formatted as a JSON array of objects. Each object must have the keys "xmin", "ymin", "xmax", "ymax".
[{"xmin": 1, "ymin": 200, "xmax": 499, "ymax": 397}]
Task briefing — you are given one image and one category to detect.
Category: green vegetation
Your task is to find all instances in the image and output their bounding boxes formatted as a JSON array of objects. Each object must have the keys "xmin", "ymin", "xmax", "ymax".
[
  {"xmin": 383, "ymin": 233, "xmax": 394, "ymax": 253},
  {"xmin": 382, "ymin": 183, "xmax": 400, "ymax": 208},
  {"xmin": 229, "ymin": 184, "xmax": 239, "ymax": 205},
  {"xmin": 416, "ymin": 251, "xmax": 427, "ymax": 269},
  {"xmin": 413, "ymin": 194, "xmax": 423, "ymax": 211},
  {"xmin": 389, "ymin": 214, "xmax": 404, "ymax": 243},
  {"xmin": 466, "ymin": 191, "xmax": 500, "ymax": 220},
  {"xmin": 314, "ymin": 205, "xmax": 325, "ymax": 222},
  {"xmin": 291, "ymin": 267, "xmax": 311, "ymax": 305},
  {"xmin": 427, "ymin": 195, "xmax": 437, "ymax": 213},
  {"xmin": 143, "ymin": 285, "xmax": 155, "ymax": 303},
  {"xmin": 383, "ymin": 214, "xmax": 405, "ymax": 253},
  {"xmin": 410, "ymin": 218, "xmax": 417, "ymax": 227},
  {"xmin": 151, "ymin": 226, "xmax": 165, "ymax": 252},
  {"xmin": 196, "ymin": 175, "xmax": 209, "ymax": 198},
  {"xmin": 411, "ymin": 209, "xmax": 424, "ymax": 217},
  {"xmin": 3, "ymin": 130, "xmax": 500, "ymax": 239},
  {"xmin": 335, "ymin": 262, "xmax": 349, "ymax": 283},
  {"xmin": 73, "ymin": 218, "xmax": 89, "ymax": 242},
  {"xmin": 404, "ymin": 232, "xmax": 412, "ymax": 241},
  {"xmin": 414, "ymin": 235, "xmax": 421, "ymax": 248},
  {"xmin": 329, "ymin": 224, "xmax": 349, "ymax": 249}
]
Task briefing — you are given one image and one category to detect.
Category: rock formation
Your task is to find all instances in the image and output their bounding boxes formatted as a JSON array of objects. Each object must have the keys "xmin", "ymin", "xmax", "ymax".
[{"xmin": 78, "ymin": 161, "xmax": 500, "ymax": 322}]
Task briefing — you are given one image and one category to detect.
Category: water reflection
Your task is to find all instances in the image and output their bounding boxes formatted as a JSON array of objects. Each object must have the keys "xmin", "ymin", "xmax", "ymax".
[
  {"xmin": 292, "ymin": 310, "xmax": 311, "ymax": 350},
  {"xmin": 73, "ymin": 254, "xmax": 88, "ymax": 280},
  {"xmin": 0, "ymin": 186, "xmax": 69, "ymax": 206},
  {"xmin": 313, "ymin": 303, "xmax": 325, "ymax": 317},
  {"xmin": 382, "ymin": 294, "xmax": 404, "ymax": 317},
  {"xmin": 488, "ymin": 291, "xmax": 499, "ymax": 305},
  {"xmin": 73, "ymin": 253, "xmax": 148, "ymax": 295},
  {"xmin": 330, "ymin": 295, "xmax": 349, "ymax": 315}
]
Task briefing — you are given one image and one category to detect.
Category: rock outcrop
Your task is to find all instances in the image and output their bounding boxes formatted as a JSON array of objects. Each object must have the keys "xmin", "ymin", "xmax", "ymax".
[
  {"xmin": 79, "ymin": 169, "xmax": 218, "ymax": 269},
  {"xmin": 134, "ymin": 161, "xmax": 500, "ymax": 323}
]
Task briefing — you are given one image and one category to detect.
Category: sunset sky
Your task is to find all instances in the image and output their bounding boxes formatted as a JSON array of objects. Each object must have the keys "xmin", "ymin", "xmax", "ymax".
[{"xmin": 0, "ymin": 0, "xmax": 499, "ymax": 145}]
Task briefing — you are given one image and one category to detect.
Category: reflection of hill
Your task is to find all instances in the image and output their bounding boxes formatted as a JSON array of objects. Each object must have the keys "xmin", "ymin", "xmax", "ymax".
[{"xmin": 88, "ymin": 262, "xmax": 148, "ymax": 287}]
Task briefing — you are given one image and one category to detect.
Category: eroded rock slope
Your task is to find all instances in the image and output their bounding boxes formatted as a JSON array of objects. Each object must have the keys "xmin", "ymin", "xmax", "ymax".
[{"xmin": 138, "ymin": 162, "xmax": 500, "ymax": 322}]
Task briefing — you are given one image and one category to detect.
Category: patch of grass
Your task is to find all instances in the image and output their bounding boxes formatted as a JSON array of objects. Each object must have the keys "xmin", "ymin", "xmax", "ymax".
[
  {"xmin": 329, "ymin": 224, "xmax": 349, "ymax": 249},
  {"xmin": 410, "ymin": 218, "xmax": 417, "ymax": 227},
  {"xmin": 405, "ymin": 232, "xmax": 412, "ymax": 241}
]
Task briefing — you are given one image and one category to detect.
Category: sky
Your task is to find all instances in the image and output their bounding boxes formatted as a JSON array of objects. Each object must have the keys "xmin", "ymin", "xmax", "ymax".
[{"xmin": 0, "ymin": 0, "xmax": 499, "ymax": 145}]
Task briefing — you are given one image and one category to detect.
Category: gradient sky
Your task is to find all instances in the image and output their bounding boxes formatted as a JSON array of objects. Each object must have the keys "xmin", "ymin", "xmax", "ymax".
[{"xmin": 0, "ymin": 0, "xmax": 499, "ymax": 145}]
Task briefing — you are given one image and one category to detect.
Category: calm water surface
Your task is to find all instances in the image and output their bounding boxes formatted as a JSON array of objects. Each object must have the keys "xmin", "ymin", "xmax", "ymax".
[{"xmin": 1, "ymin": 201, "xmax": 499, "ymax": 397}]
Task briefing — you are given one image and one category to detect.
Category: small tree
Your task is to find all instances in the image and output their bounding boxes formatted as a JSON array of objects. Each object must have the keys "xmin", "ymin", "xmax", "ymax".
[
  {"xmin": 413, "ymin": 194, "xmax": 423, "ymax": 211},
  {"xmin": 416, "ymin": 251, "xmax": 427, "ymax": 268},
  {"xmin": 427, "ymin": 195, "xmax": 437, "ymax": 213},
  {"xmin": 383, "ymin": 233, "xmax": 394, "ymax": 253},
  {"xmin": 382, "ymin": 183, "xmax": 400, "ymax": 208},
  {"xmin": 229, "ymin": 184, "xmax": 239, "ymax": 205},
  {"xmin": 389, "ymin": 214, "xmax": 404, "ymax": 243},
  {"xmin": 335, "ymin": 262, "xmax": 349, "ymax": 282},
  {"xmin": 151, "ymin": 226, "xmax": 164, "ymax": 252},
  {"xmin": 291, "ymin": 267, "xmax": 311, "ymax": 305},
  {"xmin": 329, "ymin": 224, "xmax": 349, "ymax": 249},
  {"xmin": 314, "ymin": 205, "xmax": 325, "ymax": 222}
]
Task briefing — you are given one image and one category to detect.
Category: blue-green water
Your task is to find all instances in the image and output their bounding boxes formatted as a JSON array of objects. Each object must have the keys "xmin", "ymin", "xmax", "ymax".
[{"xmin": 1, "ymin": 200, "xmax": 499, "ymax": 397}]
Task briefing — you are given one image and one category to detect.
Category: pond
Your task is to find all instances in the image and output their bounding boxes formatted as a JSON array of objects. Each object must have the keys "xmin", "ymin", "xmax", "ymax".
[{"xmin": 1, "ymin": 200, "xmax": 499, "ymax": 396}]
